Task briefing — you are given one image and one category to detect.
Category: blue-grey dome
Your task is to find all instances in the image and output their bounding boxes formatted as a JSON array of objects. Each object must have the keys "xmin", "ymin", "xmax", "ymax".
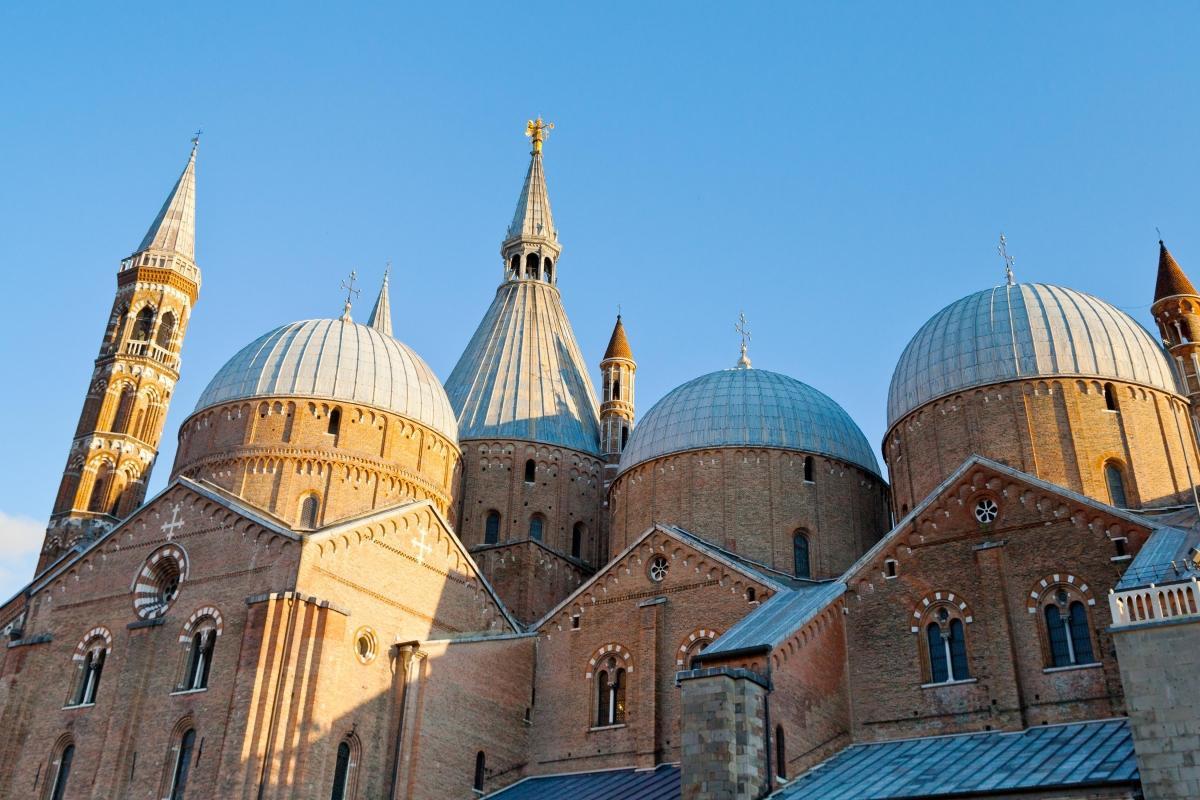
[
  {"xmin": 888, "ymin": 283, "xmax": 1180, "ymax": 428},
  {"xmin": 195, "ymin": 319, "xmax": 459, "ymax": 443},
  {"xmin": 618, "ymin": 368, "xmax": 880, "ymax": 476}
]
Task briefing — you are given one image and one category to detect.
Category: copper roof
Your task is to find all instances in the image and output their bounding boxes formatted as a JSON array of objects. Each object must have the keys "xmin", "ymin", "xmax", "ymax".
[
  {"xmin": 603, "ymin": 315, "xmax": 634, "ymax": 361},
  {"xmin": 1154, "ymin": 240, "xmax": 1197, "ymax": 301}
]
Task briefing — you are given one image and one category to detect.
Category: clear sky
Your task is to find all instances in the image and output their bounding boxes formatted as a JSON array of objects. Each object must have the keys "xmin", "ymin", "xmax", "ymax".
[{"xmin": 1, "ymin": 4, "xmax": 1198, "ymax": 596}]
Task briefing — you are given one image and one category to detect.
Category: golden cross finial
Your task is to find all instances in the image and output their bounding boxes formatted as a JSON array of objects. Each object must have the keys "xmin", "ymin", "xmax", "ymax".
[
  {"xmin": 525, "ymin": 116, "xmax": 554, "ymax": 154},
  {"xmin": 998, "ymin": 233, "xmax": 1016, "ymax": 286}
]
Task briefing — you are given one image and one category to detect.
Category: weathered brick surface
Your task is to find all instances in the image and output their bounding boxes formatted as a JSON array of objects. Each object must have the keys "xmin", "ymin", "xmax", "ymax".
[
  {"xmin": 609, "ymin": 448, "xmax": 890, "ymax": 578},
  {"xmin": 470, "ymin": 541, "xmax": 590, "ymax": 626},
  {"xmin": 886, "ymin": 379, "xmax": 1200, "ymax": 516}
]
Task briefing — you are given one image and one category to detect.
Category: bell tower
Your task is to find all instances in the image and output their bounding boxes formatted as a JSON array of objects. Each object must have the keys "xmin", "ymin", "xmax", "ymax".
[
  {"xmin": 41, "ymin": 140, "xmax": 201, "ymax": 573},
  {"xmin": 1151, "ymin": 240, "xmax": 1200, "ymax": 416},
  {"xmin": 599, "ymin": 314, "xmax": 636, "ymax": 465}
]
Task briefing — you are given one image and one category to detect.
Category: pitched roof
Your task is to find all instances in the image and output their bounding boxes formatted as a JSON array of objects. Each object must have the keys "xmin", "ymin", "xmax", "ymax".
[
  {"xmin": 137, "ymin": 143, "xmax": 197, "ymax": 260},
  {"xmin": 505, "ymin": 151, "xmax": 556, "ymax": 245},
  {"xmin": 603, "ymin": 315, "xmax": 634, "ymax": 361},
  {"xmin": 367, "ymin": 270, "xmax": 393, "ymax": 337},
  {"xmin": 1115, "ymin": 505, "xmax": 1200, "ymax": 590},
  {"xmin": 775, "ymin": 718, "xmax": 1138, "ymax": 800},
  {"xmin": 700, "ymin": 580, "xmax": 845, "ymax": 657},
  {"xmin": 486, "ymin": 764, "xmax": 679, "ymax": 800},
  {"xmin": 1154, "ymin": 240, "xmax": 1197, "ymax": 301}
]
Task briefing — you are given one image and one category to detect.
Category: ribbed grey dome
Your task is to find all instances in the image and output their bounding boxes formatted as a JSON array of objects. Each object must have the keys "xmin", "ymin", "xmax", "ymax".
[
  {"xmin": 887, "ymin": 283, "xmax": 1180, "ymax": 428},
  {"xmin": 618, "ymin": 368, "xmax": 880, "ymax": 476},
  {"xmin": 195, "ymin": 319, "xmax": 458, "ymax": 442}
]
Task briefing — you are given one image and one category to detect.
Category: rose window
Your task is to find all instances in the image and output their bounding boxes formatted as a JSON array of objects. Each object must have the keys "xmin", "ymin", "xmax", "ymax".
[
  {"xmin": 974, "ymin": 498, "xmax": 999, "ymax": 524},
  {"xmin": 648, "ymin": 556, "xmax": 669, "ymax": 582}
]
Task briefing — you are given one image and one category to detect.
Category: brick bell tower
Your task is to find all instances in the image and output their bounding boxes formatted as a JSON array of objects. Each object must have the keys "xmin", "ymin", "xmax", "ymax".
[
  {"xmin": 1150, "ymin": 240, "xmax": 1200, "ymax": 422},
  {"xmin": 41, "ymin": 140, "xmax": 201, "ymax": 573},
  {"xmin": 599, "ymin": 314, "xmax": 636, "ymax": 468}
]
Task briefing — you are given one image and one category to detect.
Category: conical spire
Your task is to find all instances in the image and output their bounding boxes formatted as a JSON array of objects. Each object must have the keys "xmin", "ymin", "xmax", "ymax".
[
  {"xmin": 137, "ymin": 140, "xmax": 197, "ymax": 260},
  {"xmin": 506, "ymin": 149, "xmax": 556, "ymax": 244},
  {"xmin": 367, "ymin": 268, "xmax": 393, "ymax": 337},
  {"xmin": 604, "ymin": 315, "xmax": 634, "ymax": 361},
  {"xmin": 1155, "ymin": 240, "xmax": 1197, "ymax": 301}
]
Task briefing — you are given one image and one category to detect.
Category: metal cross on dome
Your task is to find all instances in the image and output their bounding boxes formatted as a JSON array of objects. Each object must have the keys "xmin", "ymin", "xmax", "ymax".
[
  {"xmin": 998, "ymin": 234, "xmax": 1016, "ymax": 286},
  {"xmin": 735, "ymin": 311, "xmax": 752, "ymax": 369},
  {"xmin": 339, "ymin": 270, "xmax": 360, "ymax": 321}
]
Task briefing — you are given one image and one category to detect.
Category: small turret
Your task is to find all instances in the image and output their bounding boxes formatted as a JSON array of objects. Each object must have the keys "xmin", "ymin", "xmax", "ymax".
[
  {"xmin": 1151, "ymin": 240, "xmax": 1200, "ymax": 403},
  {"xmin": 600, "ymin": 314, "xmax": 636, "ymax": 463}
]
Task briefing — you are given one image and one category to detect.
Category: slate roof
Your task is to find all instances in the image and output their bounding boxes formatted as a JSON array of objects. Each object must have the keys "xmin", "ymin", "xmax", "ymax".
[
  {"xmin": 1116, "ymin": 506, "xmax": 1200, "ymax": 590},
  {"xmin": 775, "ymin": 719, "xmax": 1138, "ymax": 800},
  {"xmin": 701, "ymin": 580, "xmax": 845, "ymax": 657},
  {"xmin": 486, "ymin": 764, "xmax": 679, "ymax": 800}
]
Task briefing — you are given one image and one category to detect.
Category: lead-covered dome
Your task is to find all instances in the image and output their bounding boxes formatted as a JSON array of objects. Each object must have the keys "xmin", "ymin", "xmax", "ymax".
[
  {"xmin": 618, "ymin": 368, "xmax": 880, "ymax": 477},
  {"xmin": 195, "ymin": 319, "xmax": 458, "ymax": 442},
  {"xmin": 887, "ymin": 283, "xmax": 1180, "ymax": 428}
]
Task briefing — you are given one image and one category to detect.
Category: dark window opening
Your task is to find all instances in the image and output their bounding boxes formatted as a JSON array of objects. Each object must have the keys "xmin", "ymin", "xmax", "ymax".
[
  {"xmin": 803, "ymin": 456, "xmax": 814, "ymax": 482},
  {"xmin": 49, "ymin": 744, "xmax": 74, "ymax": 800},
  {"xmin": 132, "ymin": 306, "xmax": 155, "ymax": 340},
  {"xmin": 300, "ymin": 495, "xmax": 320, "ymax": 529},
  {"xmin": 525, "ymin": 253, "xmax": 539, "ymax": 279},
  {"xmin": 885, "ymin": 560, "xmax": 897, "ymax": 578},
  {"xmin": 621, "ymin": 426, "xmax": 629, "ymax": 449},
  {"xmin": 327, "ymin": 408, "xmax": 341, "ymax": 436},
  {"xmin": 185, "ymin": 630, "xmax": 215, "ymax": 690},
  {"xmin": 524, "ymin": 459, "xmax": 536, "ymax": 483},
  {"xmin": 1105, "ymin": 462, "xmax": 1128, "ymax": 508},
  {"xmin": 1104, "ymin": 383, "xmax": 1118, "ymax": 411},
  {"xmin": 1046, "ymin": 600, "xmax": 1096, "ymax": 667},
  {"xmin": 927, "ymin": 614, "xmax": 970, "ymax": 683},
  {"xmin": 571, "ymin": 523, "xmax": 584, "ymax": 558},
  {"xmin": 485, "ymin": 511, "xmax": 501, "ymax": 544},
  {"xmin": 1114, "ymin": 538, "xmax": 1127, "ymax": 557},
  {"xmin": 155, "ymin": 311, "xmax": 176, "ymax": 350},
  {"xmin": 775, "ymin": 725, "xmax": 787, "ymax": 780},
  {"xmin": 596, "ymin": 663, "xmax": 626, "ymax": 726},
  {"xmin": 529, "ymin": 514, "xmax": 544, "ymax": 541},
  {"xmin": 543, "ymin": 257, "xmax": 553, "ymax": 283},
  {"xmin": 169, "ymin": 729, "xmax": 196, "ymax": 800},
  {"xmin": 330, "ymin": 741, "xmax": 351, "ymax": 800},
  {"xmin": 792, "ymin": 531, "xmax": 811, "ymax": 579},
  {"xmin": 747, "ymin": 587, "xmax": 757, "ymax": 602},
  {"xmin": 74, "ymin": 648, "xmax": 106, "ymax": 705},
  {"xmin": 509, "ymin": 254, "xmax": 520, "ymax": 275},
  {"xmin": 474, "ymin": 751, "xmax": 486, "ymax": 792},
  {"xmin": 612, "ymin": 378, "xmax": 621, "ymax": 401}
]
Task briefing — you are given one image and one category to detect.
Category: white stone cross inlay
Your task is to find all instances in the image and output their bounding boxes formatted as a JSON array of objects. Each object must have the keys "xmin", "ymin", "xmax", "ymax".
[
  {"xmin": 161, "ymin": 503, "xmax": 185, "ymax": 538},
  {"xmin": 411, "ymin": 528, "xmax": 433, "ymax": 565}
]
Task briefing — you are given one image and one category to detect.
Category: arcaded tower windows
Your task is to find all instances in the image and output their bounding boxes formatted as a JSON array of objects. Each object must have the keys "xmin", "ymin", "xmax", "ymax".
[
  {"xmin": 1044, "ymin": 591, "xmax": 1097, "ymax": 668},
  {"xmin": 923, "ymin": 606, "xmax": 970, "ymax": 685}
]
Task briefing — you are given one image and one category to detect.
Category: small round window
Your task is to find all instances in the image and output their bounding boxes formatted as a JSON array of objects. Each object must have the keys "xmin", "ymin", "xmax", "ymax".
[
  {"xmin": 648, "ymin": 556, "xmax": 670, "ymax": 583},
  {"xmin": 354, "ymin": 627, "xmax": 377, "ymax": 664},
  {"xmin": 974, "ymin": 498, "xmax": 999, "ymax": 524},
  {"xmin": 133, "ymin": 545, "xmax": 188, "ymax": 619}
]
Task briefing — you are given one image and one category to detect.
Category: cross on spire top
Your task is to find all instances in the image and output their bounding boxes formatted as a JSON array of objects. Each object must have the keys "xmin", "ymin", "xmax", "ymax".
[
  {"xmin": 340, "ymin": 270, "xmax": 360, "ymax": 322},
  {"xmin": 735, "ymin": 311, "xmax": 752, "ymax": 369},
  {"xmin": 998, "ymin": 233, "xmax": 1016, "ymax": 286}
]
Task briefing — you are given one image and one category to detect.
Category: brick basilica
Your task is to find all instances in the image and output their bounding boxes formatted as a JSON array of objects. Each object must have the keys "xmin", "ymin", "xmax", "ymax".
[{"xmin": 3, "ymin": 120, "xmax": 1200, "ymax": 800}]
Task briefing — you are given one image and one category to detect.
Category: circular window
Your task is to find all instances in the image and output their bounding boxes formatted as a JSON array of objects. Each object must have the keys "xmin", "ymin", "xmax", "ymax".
[
  {"xmin": 973, "ymin": 498, "xmax": 999, "ymax": 524},
  {"xmin": 354, "ymin": 627, "xmax": 377, "ymax": 664},
  {"xmin": 133, "ymin": 546, "xmax": 187, "ymax": 619},
  {"xmin": 648, "ymin": 556, "xmax": 669, "ymax": 582}
]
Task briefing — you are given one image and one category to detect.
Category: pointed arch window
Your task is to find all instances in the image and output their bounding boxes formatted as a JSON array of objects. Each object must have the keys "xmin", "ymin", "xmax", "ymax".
[
  {"xmin": 529, "ymin": 514, "xmax": 545, "ymax": 542},
  {"xmin": 155, "ymin": 311, "xmax": 176, "ymax": 350},
  {"xmin": 1104, "ymin": 461, "xmax": 1128, "ymax": 508},
  {"xmin": 524, "ymin": 459, "xmax": 536, "ymax": 483},
  {"xmin": 47, "ymin": 743, "xmax": 74, "ymax": 800},
  {"xmin": 484, "ymin": 511, "xmax": 501, "ymax": 544},
  {"xmin": 168, "ymin": 728, "xmax": 196, "ymax": 800},
  {"xmin": 925, "ymin": 607, "xmax": 970, "ymax": 684},
  {"xmin": 792, "ymin": 531, "xmax": 811, "ymax": 579},
  {"xmin": 132, "ymin": 306, "xmax": 155, "ymax": 340},
  {"xmin": 595, "ymin": 657, "xmax": 627, "ymax": 726}
]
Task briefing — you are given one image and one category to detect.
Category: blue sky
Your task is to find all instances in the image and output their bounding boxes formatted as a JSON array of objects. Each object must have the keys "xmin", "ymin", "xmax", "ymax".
[{"xmin": 1, "ymin": 4, "xmax": 1198, "ymax": 596}]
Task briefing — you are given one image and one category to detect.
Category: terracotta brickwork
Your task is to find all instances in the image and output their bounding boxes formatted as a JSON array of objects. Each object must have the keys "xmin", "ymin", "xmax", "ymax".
[
  {"xmin": 172, "ymin": 397, "xmax": 461, "ymax": 527},
  {"xmin": 469, "ymin": 541, "xmax": 590, "ymax": 625},
  {"xmin": 886, "ymin": 378, "xmax": 1200, "ymax": 516},
  {"xmin": 609, "ymin": 448, "xmax": 890, "ymax": 578},
  {"xmin": 528, "ymin": 528, "xmax": 775, "ymax": 775}
]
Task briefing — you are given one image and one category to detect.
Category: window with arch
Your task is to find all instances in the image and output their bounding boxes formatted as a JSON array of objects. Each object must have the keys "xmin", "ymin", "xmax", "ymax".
[
  {"xmin": 685, "ymin": 637, "xmax": 712, "ymax": 669},
  {"xmin": 612, "ymin": 377, "xmax": 621, "ymax": 401},
  {"xmin": 155, "ymin": 310, "xmax": 176, "ymax": 350},
  {"xmin": 792, "ymin": 531, "xmax": 811, "ymax": 579},
  {"xmin": 595, "ymin": 656, "xmax": 627, "ymax": 726},
  {"xmin": 299, "ymin": 494, "xmax": 321, "ymax": 529},
  {"xmin": 525, "ymin": 253, "xmax": 539, "ymax": 279},
  {"xmin": 803, "ymin": 455, "xmax": 814, "ymax": 483},
  {"xmin": 71, "ymin": 634, "xmax": 109, "ymax": 706},
  {"xmin": 484, "ymin": 511, "xmax": 501, "ymax": 544},
  {"xmin": 524, "ymin": 459, "xmax": 536, "ymax": 483},
  {"xmin": 112, "ymin": 385, "xmax": 137, "ymax": 434},
  {"xmin": 1103, "ymin": 382, "xmax": 1119, "ymax": 411},
  {"xmin": 509, "ymin": 254, "xmax": 520, "ymax": 276},
  {"xmin": 775, "ymin": 724, "xmax": 787, "ymax": 780},
  {"xmin": 1043, "ymin": 589, "xmax": 1097, "ymax": 668},
  {"xmin": 543, "ymin": 257, "xmax": 553, "ymax": 283},
  {"xmin": 87, "ymin": 461, "xmax": 116, "ymax": 514},
  {"xmin": 167, "ymin": 728, "xmax": 196, "ymax": 800},
  {"xmin": 474, "ymin": 751, "xmax": 486, "ymax": 793},
  {"xmin": 529, "ymin": 514, "xmax": 545, "ymax": 542},
  {"xmin": 1105, "ymin": 461, "xmax": 1128, "ymax": 508},
  {"xmin": 184, "ymin": 628, "xmax": 216, "ymax": 691},
  {"xmin": 621, "ymin": 426, "xmax": 629, "ymax": 449},
  {"xmin": 571, "ymin": 522, "xmax": 584, "ymax": 558},
  {"xmin": 330, "ymin": 740, "xmax": 352, "ymax": 800},
  {"xmin": 327, "ymin": 407, "xmax": 342, "ymax": 436},
  {"xmin": 132, "ymin": 306, "xmax": 155, "ymax": 340},
  {"xmin": 924, "ymin": 606, "xmax": 970, "ymax": 684},
  {"xmin": 46, "ymin": 741, "xmax": 74, "ymax": 800}
]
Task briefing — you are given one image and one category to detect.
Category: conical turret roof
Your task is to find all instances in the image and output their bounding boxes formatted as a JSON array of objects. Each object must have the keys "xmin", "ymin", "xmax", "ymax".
[
  {"xmin": 603, "ymin": 315, "xmax": 634, "ymax": 361},
  {"xmin": 367, "ymin": 270, "xmax": 393, "ymax": 337},
  {"xmin": 137, "ymin": 143, "xmax": 197, "ymax": 260},
  {"xmin": 1154, "ymin": 240, "xmax": 1196, "ymax": 301},
  {"xmin": 505, "ymin": 150, "xmax": 556, "ymax": 245}
]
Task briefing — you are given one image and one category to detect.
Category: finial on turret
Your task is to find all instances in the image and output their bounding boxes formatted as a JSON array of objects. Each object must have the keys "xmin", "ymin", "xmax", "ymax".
[
  {"xmin": 191, "ymin": 128, "xmax": 203, "ymax": 154},
  {"xmin": 998, "ymin": 234, "xmax": 1016, "ymax": 287},
  {"xmin": 340, "ymin": 270, "xmax": 360, "ymax": 322},
  {"xmin": 735, "ymin": 311, "xmax": 752, "ymax": 369},
  {"xmin": 525, "ymin": 116, "xmax": 554, "ymax": 154}
]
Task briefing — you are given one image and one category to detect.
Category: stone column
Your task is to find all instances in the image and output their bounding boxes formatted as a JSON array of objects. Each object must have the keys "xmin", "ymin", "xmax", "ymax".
[{"xmin": 679, "ymin": 667, "xmax": 769, "ymax": 800}]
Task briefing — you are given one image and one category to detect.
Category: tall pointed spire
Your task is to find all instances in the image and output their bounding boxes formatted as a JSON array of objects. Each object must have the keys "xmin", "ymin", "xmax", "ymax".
[
  {"xmin": 137, "ymin": 139, "xmax": 197, "ymax": 261},
  {"xmin": 501, "ymin": 117, "xmax": 562, "ymax": 285},
  {"xmin": 368, "ymin": 267, "xmax": 393, "ymax": 336},
  {"xmin": 1154, "ymin": 240, "xmax": 1196, "ymax": 301},
  {"xmin": 604, "ymin": 314, "xmax": 633, "ymax": 361}
]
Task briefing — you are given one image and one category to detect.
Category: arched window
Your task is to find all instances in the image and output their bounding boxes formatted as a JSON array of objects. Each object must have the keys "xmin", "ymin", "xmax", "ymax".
[
  {"xmin": 571, "ymin": 522, "xmax": 584, "ymax": 558},
  {"xmin": 73, "ymin": 640, "xmax": 107, "ymax": 705},
  {"xmin": 299, "ymin": 494, "xmax": 321, "ymax": 529},
  {"xmin": 327, "ymin": 408, "xmax": 342, "ymax": 436},
  {"xmin": 544, "ymin": 257, "xmax": 553, "ymax": 283},
  {"xmin": 484, "ymin": 511, "xmax": 501, "ymax": 544},
  {"xmin": 524, "ymin": 459, "xmax": 536, "ymax": 483},
  {"xmin": 185, "ymin": 629, "xmax": 215, "ymax": 691},
  {"xmin": 48, "ymin": 743, "xmax": 74, "ymax": 800},
  {"xmin": 925, "ymin": 607, "xmax": 970, "ymax": 683},
  {"xmin": 792, "ymin": 531, "xmax": 811, "ymax": 579},
  {"xmin": 474, "ymin": 751, "xmax": 486, "ymax": 793},
  {"xmin": 330, "ymin": 741, "xmax": 351, "ymax": 800},
  {"xmin": 746, "ymin": 587, "xmax": 757, "ymax": 603},
  {"xmin": 1044, "ymin": 591, "xmax": 1097, "ymax": 667},
  {"xmin": 1105, "ymin": 462, "xmax": 1128, "ymax": 508},
  {"xmin": 612, "ymin": 378, "xmax": 621, "ymax": 401},
  {"xmin": 155, "ymin": 311, "xmax": 176, "ymax": 350},
  {"xmin": 775, "ymin": 724, "xmax": 787, "ymax": 780},
  {"xmin": 88, "ymin": 462, "xmax": 115, "ymax": 514},
  {"xmin": 685, "ymin": 638, "xmax": 712, "ymax": 669},
  {"xmin": 595, "ymin": 657, "xmax": 627, "ymax": 726},
  {"xmin": 112, "ymin": 386, "xmax": 137, "ymax": 434},
  {"xmin": 529, "ymin": 514, "xmax": 544, "ymax": 542},
  {"xmin": 1103, "ymin": 382, "xmax": 1118, "ymax": 411},
  {"xmin": 132, "ymin": 306, "xmax": 155, "ymax": 340},
  {"xmin": 168, "ymin": 728, "xmax": 196, "ymax": 800},
  {"xmin": 509, "ymin": 254, "xmax": 520, "ymax": 276},
  {"xmin": 803, "ymin": 456, "xmax": 814, "ymax": 483},
  {"xmin": 525, "ymin": 253, "xmax": 539, "ymax": 279},
  {"xmin": 621, "ymin": 426, "xmax": 629, "ymax": 449}
]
